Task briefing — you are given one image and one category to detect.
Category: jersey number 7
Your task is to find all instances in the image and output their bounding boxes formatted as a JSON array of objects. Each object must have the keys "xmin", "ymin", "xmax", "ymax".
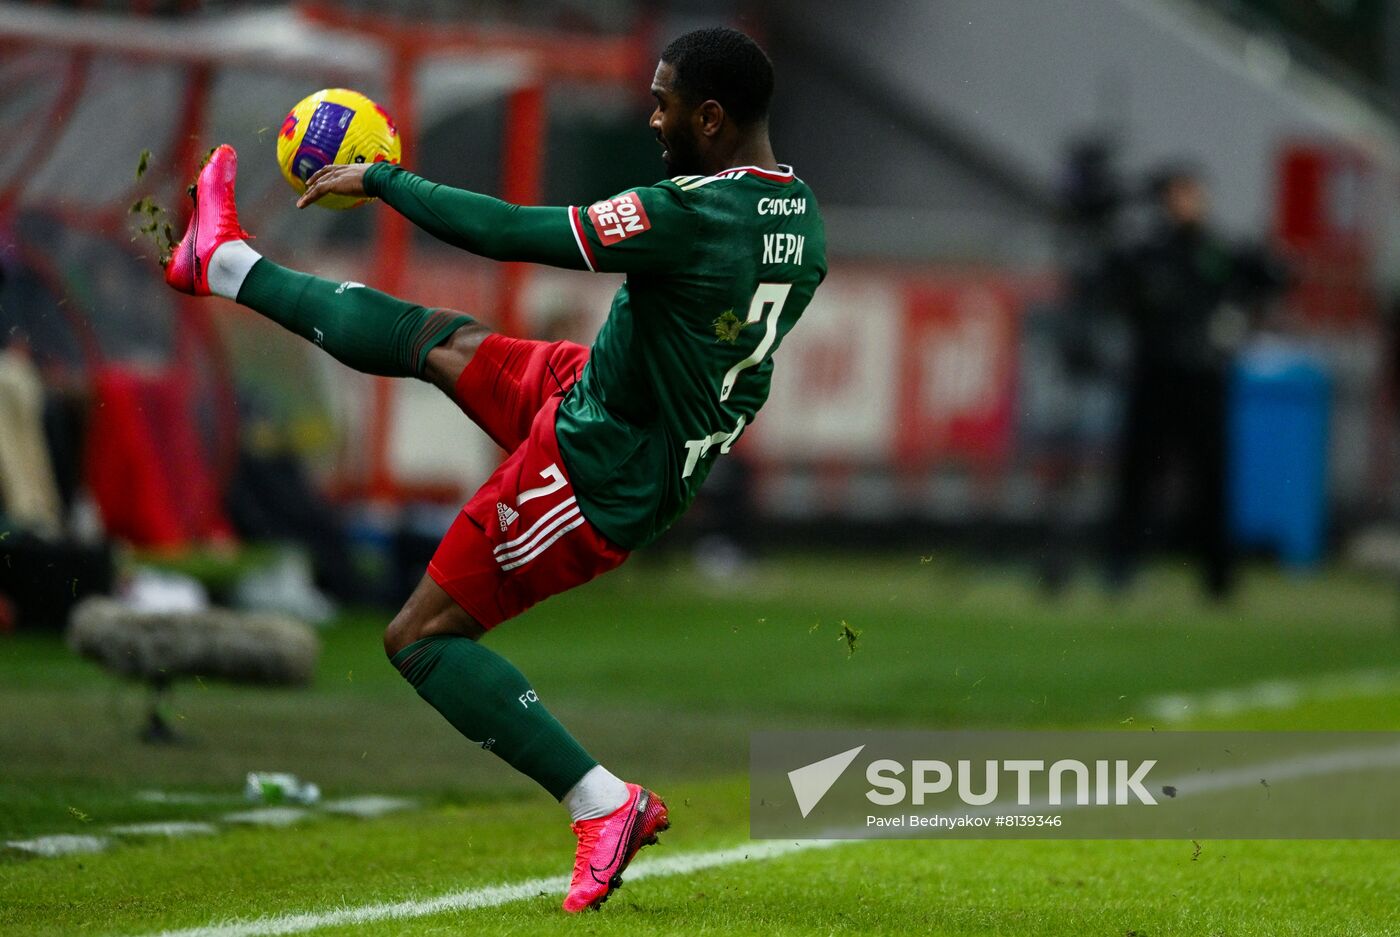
[
  {"xmin": 682, "ymin": 282, "xmax": 793, "ymax": 479},
  {"xmin": 720, "ymin": 282, "xmax": 793, "ymax": 402}
]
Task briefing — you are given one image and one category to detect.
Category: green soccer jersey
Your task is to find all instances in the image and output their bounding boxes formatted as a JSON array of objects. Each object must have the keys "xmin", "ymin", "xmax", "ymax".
[
  {"xmin": 558, "ymin": 166, "xmax": 827, "ymax": 549},
  {"xmin": 363, "ymin": 161, "xmax": 826, "ymax": 550}
]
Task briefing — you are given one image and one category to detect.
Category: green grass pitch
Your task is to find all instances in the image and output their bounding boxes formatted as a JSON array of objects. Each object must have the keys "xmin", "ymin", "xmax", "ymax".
[{"xmin": 2, "ymin": 555, "xmax": 1399, "ymax": 936}]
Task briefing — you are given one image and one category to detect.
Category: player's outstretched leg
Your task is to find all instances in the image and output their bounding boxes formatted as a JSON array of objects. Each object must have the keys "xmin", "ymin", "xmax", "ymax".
[
  {"xmin": 384, "ymin": 576, "xmax": 669, "ymax": 913},
  {"xmin": 166, "ymin": 144, "xmax": 477, "ymax": 379}
]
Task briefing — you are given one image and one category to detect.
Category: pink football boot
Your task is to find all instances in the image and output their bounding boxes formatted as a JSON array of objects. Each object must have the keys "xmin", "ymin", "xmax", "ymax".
[
  {"xmin": 562, "ymin": 783, "xmax": 670, "ymax": 912},
  {"xmin": 164, "ymin": 144, "xmax": 251, "ymax": 296}
]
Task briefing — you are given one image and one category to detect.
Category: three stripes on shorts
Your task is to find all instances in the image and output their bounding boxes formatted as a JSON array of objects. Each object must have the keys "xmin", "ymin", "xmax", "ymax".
[{"xmin": 494, "ymin": 496, "xmax": 585, "ymax": 571}]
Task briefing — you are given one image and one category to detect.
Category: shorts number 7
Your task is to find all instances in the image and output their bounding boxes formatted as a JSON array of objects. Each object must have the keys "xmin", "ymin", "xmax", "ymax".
[{"xmin": 719, "ymin": 282, "xmax": 793, "ymax": 402}]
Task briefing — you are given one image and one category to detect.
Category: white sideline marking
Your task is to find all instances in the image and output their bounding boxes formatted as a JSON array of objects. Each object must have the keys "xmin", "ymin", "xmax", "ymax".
[
  {"xmin": 320, "ymin": 797, "xmax": 415, "ymax": 819},
  {"xmin": 1161, "ymin": 743, "xmax": 1400, "ymax": 796},
  {"xmin": 14, "ymin": 794, "xmax": 417, "ymax": 861},
  {"xmin": 109, "ymin": 823, "xmax": 218, "ymax": 838},
  {"xmin": 136, "ymin": 791, "xmax": 239, "ymax": 805},
  {"xmin": 131, "ymin": 744, "xmax": 1398, "ymax": 937},
  {"xmin": 1144, "ymin": 667, "xmax": 1400, "ymax": 724},
  {"xmin": 5, "ymin": 834, "xmax": 109, "ymax": 857},
  {"xmin": 138, "ymin": 839, "xmax": 836, "ymax": 937},
  {"xmin": 221, "ymin": 808, "xmax": 310, "ymax": 827}
]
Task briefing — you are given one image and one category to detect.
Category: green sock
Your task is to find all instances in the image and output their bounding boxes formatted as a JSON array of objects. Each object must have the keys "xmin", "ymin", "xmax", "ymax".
[
  {"xmin": 236, "ymin": 259, "xmax": 472, "ymax": 377},
  {"xmin": 391, "ymin": 636, "xmax": 597, "ymax": 799}
]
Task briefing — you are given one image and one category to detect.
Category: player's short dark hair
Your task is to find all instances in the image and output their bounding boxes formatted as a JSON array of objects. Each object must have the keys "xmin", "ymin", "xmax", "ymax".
[{"xmin": 661, "ymin": 27, "xmax": 774, "ymax": 126}]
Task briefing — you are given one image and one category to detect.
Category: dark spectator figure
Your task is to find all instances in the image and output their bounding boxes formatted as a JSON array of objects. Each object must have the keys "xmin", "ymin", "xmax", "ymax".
[{"xmin": 1106, "ymin": 166, "xmax": 1284, "ymax": 599}]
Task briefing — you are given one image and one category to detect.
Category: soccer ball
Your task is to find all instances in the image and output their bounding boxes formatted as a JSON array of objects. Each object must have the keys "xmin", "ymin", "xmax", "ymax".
[{"xmin": 276, "ymin": 88, "xmax": 401, "ymax": 210}]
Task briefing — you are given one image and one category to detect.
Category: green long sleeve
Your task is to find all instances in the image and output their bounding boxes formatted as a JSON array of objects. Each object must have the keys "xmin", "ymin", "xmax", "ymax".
[{"xmin": 364, "ymin": 163, "xmax": 587, "ymax": 270}]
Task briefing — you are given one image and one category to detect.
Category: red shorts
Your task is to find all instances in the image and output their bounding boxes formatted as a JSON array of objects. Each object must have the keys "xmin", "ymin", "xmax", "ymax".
[{"xmin": 428, "ymin": 334, "xmax": 628, "ymax": 629}]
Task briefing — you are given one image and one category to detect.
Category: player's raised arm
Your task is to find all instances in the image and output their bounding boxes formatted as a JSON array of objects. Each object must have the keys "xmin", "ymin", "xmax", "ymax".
[
  {"xmin": 301, "ymin": 163, "xmax": 699, "ymax": 275},
  {"xmin": 324, "ymin": 162, "xmax": 587, "ymax": 269}
]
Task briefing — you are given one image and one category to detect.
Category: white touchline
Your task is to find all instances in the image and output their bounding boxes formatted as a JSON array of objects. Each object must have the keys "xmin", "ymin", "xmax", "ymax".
[
  {"xmin": 136, "ymin": 839, "xmax": 841, "ymax": 937},
  {"xmin": 319, "ymin": 797, "xmax": 416, "ymax": 819},
  {"xmin": 136, "ymin": 791, "xmax": 243, "ymax": 805},
  {"xmin": 5, "ymin": 834, "xmax": 109, "ymax": 858},
  {"xmin": 1143, "ymin": 667, "xmax": 1400, "ymax": 724},
  {"xmin": 132, "ymin": 744, "xmax": 1397, "ymax": 937},
  {"xmin": 108, "ymin": 823, "xmax": 218, "ymax": 838},
  {"xmin": 221, "ymin": 808, "xmax": 311, "ymax": 828},
  {"xmin": 1157, "ymin": 743, "xmax": 1400, "ymax": 797}
]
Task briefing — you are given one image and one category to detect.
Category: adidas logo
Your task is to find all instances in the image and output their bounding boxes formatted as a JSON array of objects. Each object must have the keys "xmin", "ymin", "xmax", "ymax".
[{"xmin": 496, "ymin": 502, "xmax": 520, "ymax": 531}]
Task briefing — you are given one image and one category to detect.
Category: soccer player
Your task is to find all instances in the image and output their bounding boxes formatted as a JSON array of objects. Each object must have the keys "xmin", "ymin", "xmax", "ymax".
[{"xmin": 164, "ymin": 27, "xmax": 825, "ymax": 911}]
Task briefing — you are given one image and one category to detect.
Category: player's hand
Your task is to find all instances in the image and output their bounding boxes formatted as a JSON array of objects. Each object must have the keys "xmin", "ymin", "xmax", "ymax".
[{"xmin": 296, "ymin": 163, "xmax": 370, "ymax": 208}]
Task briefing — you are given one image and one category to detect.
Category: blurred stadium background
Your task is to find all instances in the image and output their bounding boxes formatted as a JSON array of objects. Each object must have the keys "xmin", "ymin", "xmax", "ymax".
[
  {"xmin": 6, "ymin": 0, "xmax": 1400, "ymax": 592},
  {"xmin": 3, "ymin": 1, "xmax": 1400, "ymax": 935}
]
